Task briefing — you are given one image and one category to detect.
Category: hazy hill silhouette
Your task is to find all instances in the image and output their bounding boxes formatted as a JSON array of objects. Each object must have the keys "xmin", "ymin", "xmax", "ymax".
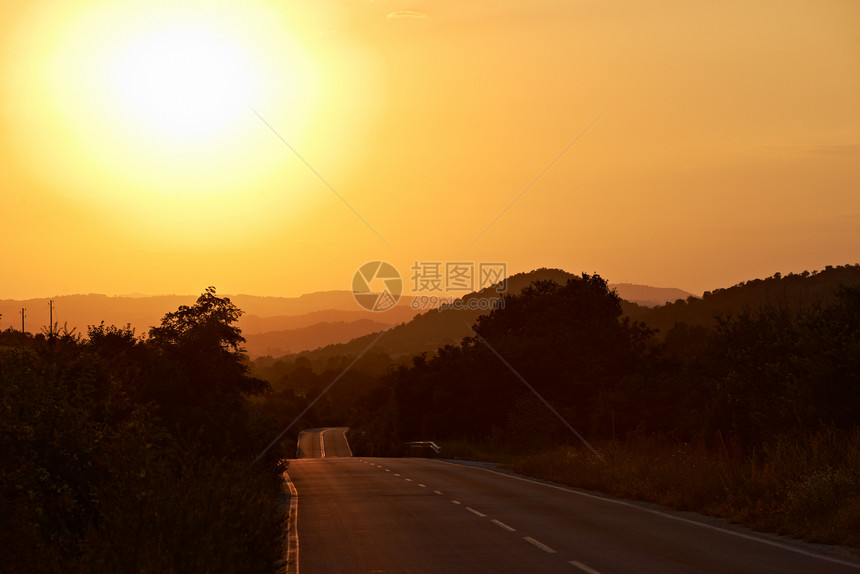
[
  {"xmin": 258, "ymin": 265, "xmax": 860, "ymax": 368},
  {"xmin": 0, "ymin": 294, "xmax": 196, "ymax": 336},
  {"xmin": 0, "ymin": 275, "xmax": 688, "ymax": 357},
  {"xmin": 244, "ymin": 319, "xmax": 392, "ymax": 357},
  {"xmin": 612, "ymin": 283, "xmax": 693, "ymax": 307},
  {"xmin": 627, "ymin": 264, "xmax": 860, "ymax": 336},
  {"xmin": 0, "ymin": 292, "xmax": 417, "ymax": 340},
  {"xmin": 268, "ymin": 269, "xmax": 691, "ymax": 363},
  {"xmin": 239, "ymin": 307, "xmax": 417, "ymax": 333}
]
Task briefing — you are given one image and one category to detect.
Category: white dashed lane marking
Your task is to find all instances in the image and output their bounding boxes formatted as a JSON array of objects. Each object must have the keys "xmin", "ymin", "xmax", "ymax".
[
  {"xmin": 491, "ymin": 519, "xmax": 516, "ymax": 532},
  {"xmin": 358, "ymin": 460, "xmax": 603, "ymax": 573},
  {"xmin": 523, "ymin": 537, "xmax": 556, "ymax": 554},
  {"xmin": 569, "ymin": 560, "xmax": 602, "ymax": 574}
]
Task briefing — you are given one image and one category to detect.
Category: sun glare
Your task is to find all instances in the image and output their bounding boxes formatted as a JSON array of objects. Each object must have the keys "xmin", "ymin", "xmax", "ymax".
[
  {"xmin": 4, "ymin": 0, "xmax": 327, "ymax": 244},
  {"xmin": 109, "ymin": 23, "xmax": 257, "ymax": 142}
]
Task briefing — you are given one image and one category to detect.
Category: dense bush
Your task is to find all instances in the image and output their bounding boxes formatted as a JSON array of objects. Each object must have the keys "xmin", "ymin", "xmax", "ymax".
[{"xmin": 0, "ymin": 289, "xmax": 285, "ymax": 573}]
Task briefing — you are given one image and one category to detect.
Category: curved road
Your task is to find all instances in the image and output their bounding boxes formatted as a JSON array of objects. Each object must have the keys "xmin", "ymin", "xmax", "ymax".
[
  {"xmin": 296, "ymin": 427, "xmax": 352, "ymax": 459},
  {"xmin": 285, "ymin": 428, "xmax": 860, "ymax": 573}
]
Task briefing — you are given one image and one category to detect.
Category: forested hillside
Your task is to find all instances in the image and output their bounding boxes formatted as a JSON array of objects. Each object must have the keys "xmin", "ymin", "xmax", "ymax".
[
  {"xmin": 357, "ymin": 271, "xmax": 860, "ymax": 447},
  {"xmin": 345, "ymin": 270, "xmax": 860, "ymax": 546},
  {"xmin": 627, "ymin": 264, "xmax": 860, "ymax": 336}
]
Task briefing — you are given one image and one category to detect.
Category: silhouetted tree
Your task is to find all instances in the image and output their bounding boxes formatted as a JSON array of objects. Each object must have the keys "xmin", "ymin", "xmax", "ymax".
[
  {"xmin": 148, "ymin": 287, "xmax": 269, "ymax": 402},
  {"xmin": 145, "ymin": 288, "xmax": 269, "ymax": 453},
  {"xmin": 386, "ymin": 274, "xmax": 654, "ymax": 445}
]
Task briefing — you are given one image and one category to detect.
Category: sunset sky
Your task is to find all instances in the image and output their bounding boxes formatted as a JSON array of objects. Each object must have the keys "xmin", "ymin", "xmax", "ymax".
[{"xmin": 2, "ymin": 0, "xmax": 858, "ymax": 300}]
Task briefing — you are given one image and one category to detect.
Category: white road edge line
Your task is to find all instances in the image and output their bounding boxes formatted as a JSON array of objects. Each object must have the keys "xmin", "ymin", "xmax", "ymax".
[
  {"xmin": 340, "ymin": 428, "xmax": 353, "ymax": 457},
  {"xmin": 491, "ymin": 519, "xmax": 516, "ymax": 532},
  {"xmin": 282, "ymin": 470, "xmax": 300, "ymax": 574},
  {"xmin": 523, "ymin": 536, "xmax": 556, "ymax": 554},
  {"xmin": 466, "ymin": 507, "xmax": 486, "ymax": 518},
  {"xmin": 569, "ymin": 560, "xmax": 602, "ymax": 574},
  {"xmin": 434, "ymin": 460, "xmax": 860, "ymax": 569}
]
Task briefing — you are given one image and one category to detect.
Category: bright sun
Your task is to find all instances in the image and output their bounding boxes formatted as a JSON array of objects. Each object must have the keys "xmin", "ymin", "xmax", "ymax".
[
  {"xmin": 11, "ymin": 1, "xmax": 320, "ymax": 203},
  {"xmin": 5, "ymin": 0, "xmax": 364, "ymax": 245},
  {"xmin": 109, "ymin": 21, "xmax": 258, "ymax": 142}
]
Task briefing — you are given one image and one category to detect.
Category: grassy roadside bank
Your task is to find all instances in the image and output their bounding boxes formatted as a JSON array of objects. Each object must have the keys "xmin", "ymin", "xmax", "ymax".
[
  {"xmin": 69, "ymin": 454, "xmax": 286, "ymax": 573},
  {"xmin": 443, "ymin": 428, "xmax": 860, "ymax": 550},
  {"xmin": 435, "ymin": 440, "xmax": 518, "ymax": 465}
]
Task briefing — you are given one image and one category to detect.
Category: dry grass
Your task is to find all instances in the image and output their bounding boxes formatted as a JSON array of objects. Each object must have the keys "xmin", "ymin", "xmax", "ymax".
[
  {"xmin": 506, "ymin": 427, "xmax": 860, "ymax": 548},
  {"xmin": 437, "ymin": 439, "xmax": 518, "ymax": 464},
  {"xmin": 68, "ymin": 452, "xmax": 286, "ymax": 574}
]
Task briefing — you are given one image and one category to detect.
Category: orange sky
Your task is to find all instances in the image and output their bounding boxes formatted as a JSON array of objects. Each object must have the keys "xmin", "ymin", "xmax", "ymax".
[{"xmin": 1, "ymin": 0, "xmax": 858, "ymax": 299}]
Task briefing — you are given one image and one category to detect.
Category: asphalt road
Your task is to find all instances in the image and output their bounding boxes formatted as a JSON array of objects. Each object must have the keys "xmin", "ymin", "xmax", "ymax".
[
  {"xmin": 285, "ymin": 428, "xmax": 860, "ymax": 574},
  {"xmin": 295, "ymin": 427, "xmax": 353, "ymax": 459}
]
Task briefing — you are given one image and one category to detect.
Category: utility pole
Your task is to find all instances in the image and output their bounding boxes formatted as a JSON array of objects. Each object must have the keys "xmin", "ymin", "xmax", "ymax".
[
  {"xmin": 49, "ymin": 299, "xmax": 54, "ymax": 336},
  {"xmin": 20, "ymin": 307, "xmax": 26, "ymax": 333}
]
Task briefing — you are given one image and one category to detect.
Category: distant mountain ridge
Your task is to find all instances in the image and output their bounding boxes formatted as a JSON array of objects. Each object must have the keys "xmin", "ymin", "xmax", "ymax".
[
  {"xmin": 268, "ymin": 269, "xmax": 691, "ymax": 363},
  {"xmin": 262, "ymin": 265, "xmax": 860, "ymax": 365},
  {"xmin": 0, "ymin": 268, "xmax": 700, "ymax": 358},
  {"xmin": 627, "ymin": 264, "xmax": 860, "ymax": 336},
  {"xmin": 0, "ymin": 294, "xmax": 196, "ymax": 336},
  {"xmin": 243, "ymin": 319, "xmax": 393, "ymax": 358},
  {"xmin": 0, "ymin": 274, "xmax": 693, "ymax": 357},
  {"xmin": 611, "ymin": 283, "xmax": 694, "ymax": 307},
  {"xmin": 240, "ymin": 307, "xmax": 418, "ymax": 334},
  {"xmin": 0, "ymin": 292, "xmax": 417, "ymax": 338}
]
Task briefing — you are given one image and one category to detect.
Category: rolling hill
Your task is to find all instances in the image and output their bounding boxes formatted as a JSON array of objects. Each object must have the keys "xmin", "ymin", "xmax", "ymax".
[
  {"xmin": 256, "ymin": 264, "xmax": 860, "ymax": 371},
  {"xmin": 0, "ymin": 273, "xmax": 692, "ymax": 357},
  {"xmin": 627, "ymin": 264, "xmax": 860, "ymax": 336},
  {"xmin": 262, "ymin": 269, "xmax": 692, "ymax": 363}
]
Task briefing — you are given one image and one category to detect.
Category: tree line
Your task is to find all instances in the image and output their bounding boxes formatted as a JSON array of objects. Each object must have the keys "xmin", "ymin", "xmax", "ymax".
[
  {"xmin": 349, "ymin": 272, "xmax": 860, "ymax": 456},
  {"xmin": 6, "ymin": 270, "xmax": 859, "ymax": 567},
  {"xmin": 0, "ymin": 287, "xmax": 286, "ymax": 573}
]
